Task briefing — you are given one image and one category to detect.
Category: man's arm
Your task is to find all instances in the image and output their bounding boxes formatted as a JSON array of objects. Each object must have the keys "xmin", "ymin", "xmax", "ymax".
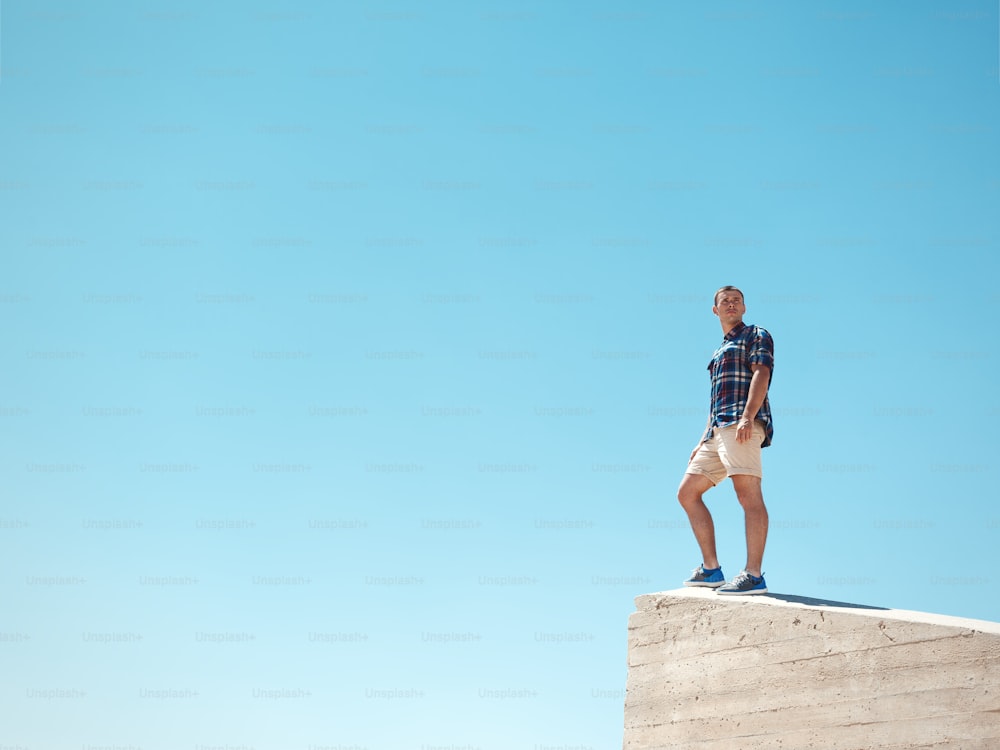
[{"xmin": 736, "ymin": 364, "xmax": 771, "ymax": 443}]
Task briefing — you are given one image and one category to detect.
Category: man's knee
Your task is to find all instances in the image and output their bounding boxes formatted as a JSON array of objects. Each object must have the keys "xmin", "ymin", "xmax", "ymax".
[
  {"xmin": 731, "ymin": 475, "xmax": 765, "ymax": 508},
  {"xmin": 678, "ymin": 474, "xmax": 711, "ymax": 506},
  {"xmin": 677, "ymin": 487, "xmax": 698, "ymax": 508}
]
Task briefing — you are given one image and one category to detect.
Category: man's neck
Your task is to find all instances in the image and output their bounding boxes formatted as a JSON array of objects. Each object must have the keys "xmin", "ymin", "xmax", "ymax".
[{"xmin": 720, "ymin": 319, "xmax": 744, "ymax": 336}]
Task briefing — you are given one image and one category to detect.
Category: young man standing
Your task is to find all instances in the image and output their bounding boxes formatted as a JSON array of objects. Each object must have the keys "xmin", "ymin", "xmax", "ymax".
[{"xmin": 677, "ymin": 286, "xmax": 774, "ymax": 595}]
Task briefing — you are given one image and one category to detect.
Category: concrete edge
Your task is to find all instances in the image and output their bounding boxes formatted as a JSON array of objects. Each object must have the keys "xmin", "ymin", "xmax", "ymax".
[{"xmin": 634, "ymin": 587, "xmax": 1000, "ymax": 635}]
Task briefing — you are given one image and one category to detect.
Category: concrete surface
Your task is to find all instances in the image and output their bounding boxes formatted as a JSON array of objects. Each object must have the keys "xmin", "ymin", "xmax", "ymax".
[{"xmin": 623, "ymin": 588, "xmax": 1000, "ymax": 750}]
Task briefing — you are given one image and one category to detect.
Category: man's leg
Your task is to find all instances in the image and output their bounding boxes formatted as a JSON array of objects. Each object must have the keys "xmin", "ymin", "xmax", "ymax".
[
  {"xmin": 730, "ymin": 474, "xmax": 768, "ymax": 576},
  {"xmin": 677, "ymin": 472, "xmax": 720, "ymax": 569}
]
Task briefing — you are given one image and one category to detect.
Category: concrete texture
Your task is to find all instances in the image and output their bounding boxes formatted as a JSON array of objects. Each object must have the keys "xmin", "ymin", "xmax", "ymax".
[{"xmin": 623, "ymin": 588, "xmax": 1000, "ymax": 750}]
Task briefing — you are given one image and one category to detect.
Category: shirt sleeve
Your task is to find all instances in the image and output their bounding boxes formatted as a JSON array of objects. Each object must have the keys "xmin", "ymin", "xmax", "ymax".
[{"xmin": 747, "ymin": 327, "xmax": 774, "ymax": 371}]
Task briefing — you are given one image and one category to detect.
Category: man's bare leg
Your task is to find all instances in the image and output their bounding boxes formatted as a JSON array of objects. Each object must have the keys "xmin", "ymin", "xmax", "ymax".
[
  {"xmin": 677, "ymin": 473, "xmax": 720, "ymax": 569},
  {"xmin": 731, "ymin": 474, "xmax": 768, "ymax": 576}
]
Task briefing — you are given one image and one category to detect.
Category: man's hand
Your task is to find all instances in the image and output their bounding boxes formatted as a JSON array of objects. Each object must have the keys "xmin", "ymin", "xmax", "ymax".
[{"xmin": 736, "ymin": 417, "xmax": 754, "ymax": 443}]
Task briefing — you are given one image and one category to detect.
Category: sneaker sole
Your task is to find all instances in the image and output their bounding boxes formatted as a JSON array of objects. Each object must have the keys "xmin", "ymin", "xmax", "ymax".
[
  {"xmin": 717, "ymin": 587, "xmax": 768, "ymax": 595},
  {"xmin": 683, "ymin": 581, "xmax": 726, "ymax": 588}
]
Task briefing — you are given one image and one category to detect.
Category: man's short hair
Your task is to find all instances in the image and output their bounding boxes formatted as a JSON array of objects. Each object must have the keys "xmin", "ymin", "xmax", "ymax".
[{"xmin": 714, "ymin": 285, "xmax": 744, "ymax": 305}]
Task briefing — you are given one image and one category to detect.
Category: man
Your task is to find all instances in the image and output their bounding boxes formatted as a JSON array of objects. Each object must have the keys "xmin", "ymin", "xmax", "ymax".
[{"xmin": 677, "ymin": 285, "xmax": 774, "ymax": 595}]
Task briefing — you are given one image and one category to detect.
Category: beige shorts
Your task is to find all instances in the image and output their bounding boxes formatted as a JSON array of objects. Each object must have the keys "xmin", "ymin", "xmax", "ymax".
[{"xmin": 686, "ymin": 421, "xmax": 765, "ymax": 485}]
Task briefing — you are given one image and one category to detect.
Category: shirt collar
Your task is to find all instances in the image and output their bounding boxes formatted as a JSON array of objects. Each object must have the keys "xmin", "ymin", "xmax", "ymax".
[{"xmin": 724, "ymin": 321, "xmax": 747, "ymax": 341}]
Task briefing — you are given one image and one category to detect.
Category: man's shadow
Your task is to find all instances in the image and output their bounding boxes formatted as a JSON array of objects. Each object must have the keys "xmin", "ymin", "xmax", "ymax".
[{"xmin": 761, "ymin": 592, "xmax": 889, "ymax": 611}]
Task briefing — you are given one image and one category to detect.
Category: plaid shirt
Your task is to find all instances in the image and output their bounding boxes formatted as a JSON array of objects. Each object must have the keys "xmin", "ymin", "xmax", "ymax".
[{"xmin": 701, "ymin": 321, "xmax": 774, "ymax": 447}]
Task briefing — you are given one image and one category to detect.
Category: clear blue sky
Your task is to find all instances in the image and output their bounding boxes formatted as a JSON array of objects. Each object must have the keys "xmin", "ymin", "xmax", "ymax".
[{"xmin": 2, "ymin": 2, "xmax": 998, "ymax": 748}]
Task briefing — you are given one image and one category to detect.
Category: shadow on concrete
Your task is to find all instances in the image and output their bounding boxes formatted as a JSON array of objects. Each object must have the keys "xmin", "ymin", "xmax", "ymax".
[{"xmin": 761, "ymin": 592, "xmax": 890, "ymax": 611}]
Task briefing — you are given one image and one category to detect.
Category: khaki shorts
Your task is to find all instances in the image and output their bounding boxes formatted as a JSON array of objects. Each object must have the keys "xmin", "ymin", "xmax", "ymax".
[{"xmin": 686, "ymin": 421, "xmax": 765, "ymax": 485}]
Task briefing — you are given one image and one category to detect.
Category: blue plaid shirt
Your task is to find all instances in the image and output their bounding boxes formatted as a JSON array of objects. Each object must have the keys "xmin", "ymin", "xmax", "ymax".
[{"xmin": 701, "ymin": 322, "xmax": 774, "ymax": 447}]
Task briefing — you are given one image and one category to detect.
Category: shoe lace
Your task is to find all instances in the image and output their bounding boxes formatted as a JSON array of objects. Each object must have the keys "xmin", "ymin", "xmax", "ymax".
[{"xmin": 731, "ymin": 570, "xmax": 758, "ymax": 587}]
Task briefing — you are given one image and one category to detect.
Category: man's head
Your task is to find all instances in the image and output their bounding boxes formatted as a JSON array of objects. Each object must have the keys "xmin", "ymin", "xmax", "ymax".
[
  {"xmin": 713, "ymin": 285, "xmax": 744, "ymax": 306},
  {"xmin": 713, "ymin": 286, "xmax": 746, "ymax": 330}
]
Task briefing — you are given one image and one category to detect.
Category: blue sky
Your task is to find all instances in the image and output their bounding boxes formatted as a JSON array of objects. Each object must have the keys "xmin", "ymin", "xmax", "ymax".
[{"xmin": 2, "ymin": 2, "xmax": 999, "ymax": 748}]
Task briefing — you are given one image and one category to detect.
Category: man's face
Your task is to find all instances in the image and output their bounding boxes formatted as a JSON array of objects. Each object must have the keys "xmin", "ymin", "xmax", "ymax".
[{"xmin": 713, "ymin": 291, "xmax": 745, "ymax": 324}]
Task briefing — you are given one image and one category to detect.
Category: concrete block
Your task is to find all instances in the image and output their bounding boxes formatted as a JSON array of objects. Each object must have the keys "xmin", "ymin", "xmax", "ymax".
[{"xmin": 623, "ymin": 588, "xmax": 1000, "ymax": 750}]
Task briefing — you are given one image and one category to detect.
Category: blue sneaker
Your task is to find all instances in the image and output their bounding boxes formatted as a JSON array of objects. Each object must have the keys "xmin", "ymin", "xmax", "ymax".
[
  {"xmin": 717, "ymin": 570, "xmax": 767, "ymax": 595},
  {"xmin": 683, "ymin": 564, "xmax": 725, "ymax": 588}
]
